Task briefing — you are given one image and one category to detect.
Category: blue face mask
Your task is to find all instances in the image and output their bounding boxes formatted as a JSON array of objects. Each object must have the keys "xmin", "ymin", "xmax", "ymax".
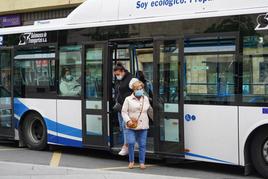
[
  {"xmin": 135, "ymin": 89, "xmax": 144, "ymax": 97},
  {"xmin": 65, "ymin": 75, "xmax": 73, "ymax": 81}
]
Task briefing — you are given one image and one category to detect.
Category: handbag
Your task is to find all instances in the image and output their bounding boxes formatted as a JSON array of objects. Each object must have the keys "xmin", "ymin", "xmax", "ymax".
[{"xmin": 127, "ymin": 98, "xmax": 144, "ymax": 129}]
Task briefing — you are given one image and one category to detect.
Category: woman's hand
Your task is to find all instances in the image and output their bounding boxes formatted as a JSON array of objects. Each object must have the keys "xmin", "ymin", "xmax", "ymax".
[{"xmin": 127, "ymin": 120, "xmax": 133, "ymax": 127}]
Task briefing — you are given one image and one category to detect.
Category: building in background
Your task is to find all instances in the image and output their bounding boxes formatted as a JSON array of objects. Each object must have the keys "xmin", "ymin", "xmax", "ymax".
[{"xmin": 0, "ymin": 0, "xmax": 85, "ymax": 28}]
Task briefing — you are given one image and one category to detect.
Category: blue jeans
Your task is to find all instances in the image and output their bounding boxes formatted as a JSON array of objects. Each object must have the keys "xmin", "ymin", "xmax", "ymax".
[
  {"xmin": 126, "ymin": 129, "xmax": 148, "ymax": 164},
  {"xmin": 118, "ymin": 112, "xmax": 127, "ymax": 145}
]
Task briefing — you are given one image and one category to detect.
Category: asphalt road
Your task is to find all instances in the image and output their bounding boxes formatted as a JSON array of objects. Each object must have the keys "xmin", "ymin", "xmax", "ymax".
[{"xmin": 0, "ymin": 141, "xmax": 263, "ymax": 179}]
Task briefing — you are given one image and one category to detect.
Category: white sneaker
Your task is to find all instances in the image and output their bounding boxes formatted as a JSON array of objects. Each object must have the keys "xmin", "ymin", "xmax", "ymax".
[{"xmin": 118, "ymin": 146, "xmax": 128, "ymax": 156}]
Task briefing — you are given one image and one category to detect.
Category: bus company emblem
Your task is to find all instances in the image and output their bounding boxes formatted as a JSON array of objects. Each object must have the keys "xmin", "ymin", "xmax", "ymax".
[
  {"xmin": 255, "ymin": 13, "xmax": 268, "ymax": 31},
  {"xmin": 19, "ymin": 32, "xmax": 48, "ymax": 45}
]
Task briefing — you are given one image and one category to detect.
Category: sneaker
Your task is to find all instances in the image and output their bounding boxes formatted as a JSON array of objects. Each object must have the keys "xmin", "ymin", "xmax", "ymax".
[{"xmin": 118, "ymin": 146, "xmax": 128, "ymax": 156}]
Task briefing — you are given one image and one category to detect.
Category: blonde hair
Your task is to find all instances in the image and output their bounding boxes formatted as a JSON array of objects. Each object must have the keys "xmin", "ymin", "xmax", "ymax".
[{"xmin": 132, "ymin": 80, "xmax": 144, "ymax": 91}]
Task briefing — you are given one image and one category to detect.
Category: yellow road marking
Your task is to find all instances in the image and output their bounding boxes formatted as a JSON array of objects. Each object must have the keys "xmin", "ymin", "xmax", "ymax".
[
  {"xmin": 49, "ymin": 151, "xmax": 62, "ymax": 167},
  {"xmin": 99, "ymin": 164, "xmax": 156, "ymax": 170}
]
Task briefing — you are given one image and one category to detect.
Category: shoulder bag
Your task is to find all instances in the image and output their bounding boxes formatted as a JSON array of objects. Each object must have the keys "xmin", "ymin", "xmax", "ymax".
[{"xmin": 127, "ymin": 97, "xmax": 144, "ymax": 129}]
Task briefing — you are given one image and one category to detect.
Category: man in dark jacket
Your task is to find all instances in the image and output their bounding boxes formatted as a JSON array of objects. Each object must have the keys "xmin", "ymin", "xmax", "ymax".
[{"xmin": 113, "ymin": 63, "xmax": 132, "ymax": 156}]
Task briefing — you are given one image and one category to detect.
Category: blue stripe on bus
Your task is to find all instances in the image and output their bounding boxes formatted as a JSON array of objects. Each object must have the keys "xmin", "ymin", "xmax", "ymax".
[
  {"xmin": 14, "ymin": 98, "xmax": 29, "ymax": 117},
  {"xmin": 48, "ymin": 134, "xmax": 82, "ymax": 147},
  {"xmin": 14, "ymin": 98, "xmax": 82, "ymax": 140},
  {"xmin": 184, "ymin": 152, "xmax": 233, "ymax": 165},
  {"xmin": 45, "ymin": 118, "xmax": 82, "ymax": 138}
]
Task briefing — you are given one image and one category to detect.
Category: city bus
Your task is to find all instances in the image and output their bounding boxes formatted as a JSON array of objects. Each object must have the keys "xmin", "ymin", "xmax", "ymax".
[{"xmin": 0, "ymin": 0, "xmax": 268, "ymax": 177}]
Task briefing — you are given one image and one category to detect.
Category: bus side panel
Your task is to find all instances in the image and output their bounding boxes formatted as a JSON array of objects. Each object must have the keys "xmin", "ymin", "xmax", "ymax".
[
  {"xmin": 14, "ymin": 98, "xmax": 57, "ymax": 144},
  {"xmin": 56, "ymin": 100, "xmax": 82, "ymax": 147},
  {"xmin": 184, "ymin": 104, "xmax": 239, "ymax": 165},
  {"xmin": 239, "ymin": 106, "xmax": 268, "ymax": 166}
]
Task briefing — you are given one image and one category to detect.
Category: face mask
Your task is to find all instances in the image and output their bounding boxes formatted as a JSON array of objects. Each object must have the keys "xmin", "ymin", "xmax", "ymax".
[
  {"xmin": 116, "ymin": 75, "xmax": 123, "ymax": 80},
  {"xmin": 135, "ymin": 89, "xmax": 144, "ymax": 97},
  {"xmin": 66, "ymin": 75, "xmax": 73, "ymax": 81}
]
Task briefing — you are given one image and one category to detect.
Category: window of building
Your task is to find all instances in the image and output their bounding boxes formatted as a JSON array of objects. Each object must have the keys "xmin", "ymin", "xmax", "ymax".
[
  {"xmin": 243, "ymin": 34, "xmax": 268, "ymax": 103},
  {"xmin": 184, "ymin": 36, "xmax": 236, "ymax": 103},
  {"xmin": 59, "ymin": 45, "xmax": 82, "ymax": 97},
  {"xmin": 14, "ymin": 45, "xmax": 56, "ymax": 98}
]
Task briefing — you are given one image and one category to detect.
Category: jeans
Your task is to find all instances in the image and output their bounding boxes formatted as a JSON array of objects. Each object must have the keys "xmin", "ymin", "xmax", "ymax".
[
  {"xmin": 126, "ymin": 129, "xmax": 148, "ymax": 164},
  {"xmin": 118, "ymin": 112, "xmax": 127, "ymax": 145}
]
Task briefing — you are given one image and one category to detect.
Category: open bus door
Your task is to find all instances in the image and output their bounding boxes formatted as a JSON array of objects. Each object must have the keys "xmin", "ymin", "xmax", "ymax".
[
  {"xmin": 153, "ymin": 38, "xmax": 185, "ymax": 155},
  {"xmin": 0, "ymin": 47, "xmax": 14, "ymax": 139},
  {"xmin": 82, "ymin": 42, "xmax": 110, "ymax": 149}
]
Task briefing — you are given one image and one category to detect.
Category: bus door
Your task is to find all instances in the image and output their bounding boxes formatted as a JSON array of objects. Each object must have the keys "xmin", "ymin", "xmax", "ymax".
[
  {"xmin": 153, "ymin": 39, "xmax": 185, "ymax": 155},
  {"xmin": 0, "ymin": 48, "xmax": 14, "ymax": 139},
  {"xmin": 82, "ymin": 42, "xmax": 110, "ymax": 149}
]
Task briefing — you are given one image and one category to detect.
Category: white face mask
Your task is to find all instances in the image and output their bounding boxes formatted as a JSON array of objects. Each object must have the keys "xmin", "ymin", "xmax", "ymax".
[
  {"xmin": 116, "ymin": 75, "xmax": 123, "ymax": 80},
  {"xmin": 66, "ymin": 75, "xmax": 73, "ymax": 81}
]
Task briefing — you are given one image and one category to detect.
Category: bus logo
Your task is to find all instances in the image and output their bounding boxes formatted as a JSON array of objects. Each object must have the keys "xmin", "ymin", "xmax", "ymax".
[
  {"xmin": 255, "ymin": 13, "xmax": 268, "ymax": 31},
  {"xmin": 19, "ymin": 32, "xmax": 48, "ymax": 45}
]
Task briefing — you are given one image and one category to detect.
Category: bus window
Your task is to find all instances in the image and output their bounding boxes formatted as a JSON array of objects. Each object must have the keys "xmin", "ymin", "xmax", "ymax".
[
  {"xmin": 158, "ymin": 40, "xmax": 180, "ymax": 113},
  {"xmin": 184, "ymin": 36, "xmax": 236, "ymax": 103},
  {"xmin": 243, "ymin": 34, "xmax": 268, "ymax": 103},
  {"xmin": 85, "ymin": 45, "xmax": 103, "ymax": 103},
  {"xmin": 0, "ymin": 50, "xmax": 12, "ymax": 128},
  {"xmin": 59, "ymin": 45, "xmax": 82, "ymax": 97},
  {"xmin": 14, "ymin": 46, "xmax": 56, "ymax": 97}
]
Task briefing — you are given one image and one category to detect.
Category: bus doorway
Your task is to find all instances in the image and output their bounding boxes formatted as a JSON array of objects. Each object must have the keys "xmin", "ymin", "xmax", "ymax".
[
  {"xmin": 110, "ymin": 39, "xmax": 185, "ymax": 156},
  {"xmin": 0, "ymin": 48, "xmax": 14, "ymax": 139},
  {"xmin": 110, "ymin": 40, "xmax": 155, "ymax": 153}
]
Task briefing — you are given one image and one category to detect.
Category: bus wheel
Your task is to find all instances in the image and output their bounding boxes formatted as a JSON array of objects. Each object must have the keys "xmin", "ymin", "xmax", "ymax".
[
  {"xmin": 22, "ymin": 113, "xmax": 47, "ymax": 150},
  {"xmin": 250, "ymin": 128, "xmax": 268, "ymax": 178}
]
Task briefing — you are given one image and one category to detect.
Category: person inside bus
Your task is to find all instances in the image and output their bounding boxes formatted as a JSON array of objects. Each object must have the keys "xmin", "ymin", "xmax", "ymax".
[
  {"xmin": 60, "ymin": 67, "xmax": 81, "ymax": 96},
  {"xmin": 136, "ymin": 71, "xmax": 153, "ymax": 102},
  {"xmin": 85, "ymin": 68, "xmax": 97, "ymax": 98},
  {"xmin": 121, "ymin": 80, "xmax": 151, "ymax": 169},
  {"xmin": 113, "ymin": 62, "xmax": 133, "ymax": 156}
]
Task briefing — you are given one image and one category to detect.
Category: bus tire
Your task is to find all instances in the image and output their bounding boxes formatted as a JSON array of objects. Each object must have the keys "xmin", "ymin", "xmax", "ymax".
[
  {"xmin": 22, "ymin": 113, "xmax": 47, "ymax": 150},
  {"xmin": 250, "ymin": 128, "xmax": 268, "ymax": 178}
]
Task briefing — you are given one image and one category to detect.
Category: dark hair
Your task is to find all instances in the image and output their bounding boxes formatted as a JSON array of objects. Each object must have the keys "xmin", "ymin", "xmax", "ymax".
[
  {"xmin": 61, "ymin": 67, "xmax": 70, "ymax": 77},
  {"xmin": 136, "ymin": 70, "xmax": 146, "ymax": 83},
  {"xmin": 113, "ymin": 62, "xmax": 126, "ymax": 72}
]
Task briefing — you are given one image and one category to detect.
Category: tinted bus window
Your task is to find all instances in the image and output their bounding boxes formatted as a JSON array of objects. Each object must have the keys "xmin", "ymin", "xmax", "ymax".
[
  {"xmin": 14, "ymin": 46, "xmax": 56, "ymax": 98},
  {"xmin": 59, "ymin": 45, "xmax": 82, "ymax": 97},
  {"xmin": 184, "ymin": 36, "xmax": 236, "ymax": 103},
  {"xmin": 243, "ymin": 34, "xmax": 268, "ymax": 103}
]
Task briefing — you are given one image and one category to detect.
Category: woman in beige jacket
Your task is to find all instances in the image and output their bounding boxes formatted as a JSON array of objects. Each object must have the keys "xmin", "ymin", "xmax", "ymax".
[{"xmin": 121, "ymin": 80, "xmax": 151, "ymax": 169}]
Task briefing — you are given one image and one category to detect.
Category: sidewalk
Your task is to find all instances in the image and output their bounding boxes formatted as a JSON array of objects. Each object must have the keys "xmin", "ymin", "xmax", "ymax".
[{"xmin": 0, "ymin": 161, "xmax": 197, "ymax": 179}]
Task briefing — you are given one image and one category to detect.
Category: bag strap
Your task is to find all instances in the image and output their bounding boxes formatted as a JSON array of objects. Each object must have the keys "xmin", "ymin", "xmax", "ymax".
[{"xmin": 136, "ymin": 97, "xmax": 144, "ymax": 121}]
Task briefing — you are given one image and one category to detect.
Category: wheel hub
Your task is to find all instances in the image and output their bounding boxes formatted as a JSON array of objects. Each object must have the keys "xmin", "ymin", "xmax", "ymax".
[
  {"xmin": 263, "ymin": 140, "xmax": 268, "ymax": 164},
  {"xmin": 30, "ymin": 119, "xmax": 44, "ymax": 143}
]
